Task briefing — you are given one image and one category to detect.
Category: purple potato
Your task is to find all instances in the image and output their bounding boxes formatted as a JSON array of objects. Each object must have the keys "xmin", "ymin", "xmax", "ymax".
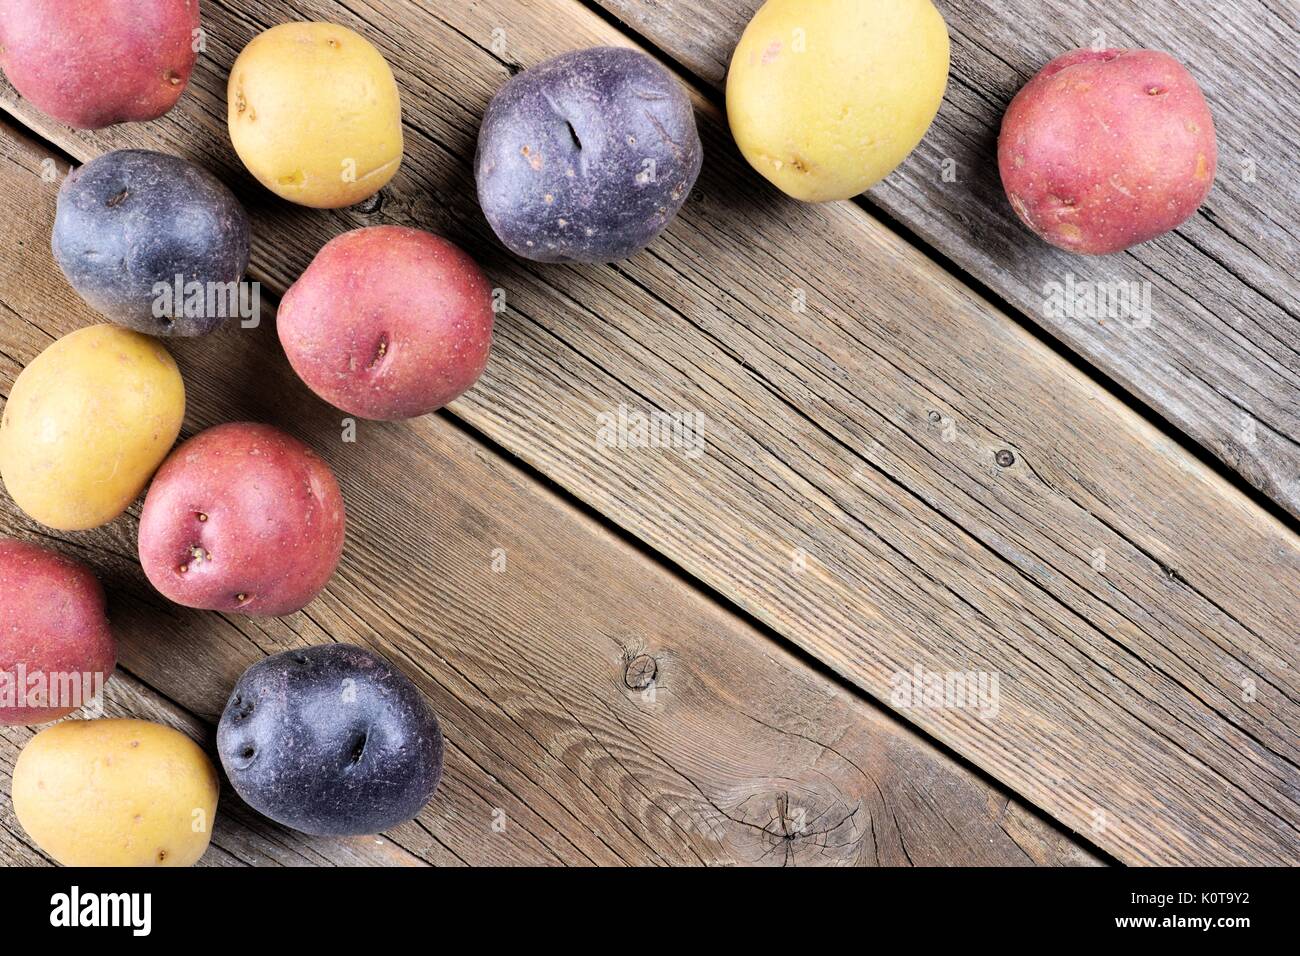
[
  {"xmin": 217, "ymin": 644, "xmax": 444, "ymax": 836},
  {"xmin": 52, "ymin": 149, "xmax": 251, "ymax": 336},
  {"xmin": 475, "ymin": 46, "xmax": 702, "ymax": 263}
]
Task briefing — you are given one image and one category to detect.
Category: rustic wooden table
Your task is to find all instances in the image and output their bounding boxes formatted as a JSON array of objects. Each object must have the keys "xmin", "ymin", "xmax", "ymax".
[{"xmin": 1, "ymin": 0, "xmax": 1296, "ymax": 866}]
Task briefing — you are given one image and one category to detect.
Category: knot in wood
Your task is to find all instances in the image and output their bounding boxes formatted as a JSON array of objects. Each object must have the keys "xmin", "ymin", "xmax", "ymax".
[{"xmin": 623, "ymin": 654, "xmax": 657, "ymax": 690}]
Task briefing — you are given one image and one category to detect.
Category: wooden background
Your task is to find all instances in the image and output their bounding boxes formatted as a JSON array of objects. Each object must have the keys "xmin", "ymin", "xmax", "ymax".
[{"xmin": 1, "ymin": 0, "xmax": 1296, "ymax": 866}]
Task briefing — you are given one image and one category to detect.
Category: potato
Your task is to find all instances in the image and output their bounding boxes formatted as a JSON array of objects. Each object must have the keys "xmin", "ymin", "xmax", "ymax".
[
  {"xmin": 278, "ymin": 226, "xmax": 494, "ymax": 420},
  {"xmin": 0, "ymin": 325, "xmax": 185, "ymax": 531},
  {"xmin": 218, "ymin": 644, "xmax": 444, "ymax": 836},
  {"xmin": 726, "ymin": 0, "xmax": 949, "ymax": 202},
  {"xmin": 475, "ymin": 47, "xmax": 702, "ymax": 262},
  {"xmin": 998, "ymin": 49, "xmax": 1217, "ymax": 255},
  {"xmin": 53, "ymin": 150, "xmax": 251, "ymax": 337},
  {"xmin": 12, "ymin": 718, "xmax": 219, "ymax": 866},
  {"xmin": 228, "ymin": 22, "xmax": 402, "ymax": 209},
  {"xmin": 0, "ymin": 0, "xmax": 199, "ymax": 130},
  {"xmin": 0, "ymin": 539, "xmax": 116, "ymax": 725},
  {"xmin": 137, "ymin": 422, "xmax": 345, "ymax": 617}
]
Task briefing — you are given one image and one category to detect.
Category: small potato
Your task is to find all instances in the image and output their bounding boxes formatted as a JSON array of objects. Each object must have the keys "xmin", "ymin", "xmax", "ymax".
[
  {"xmin": 53, "ymin": 150, "xmax": 251, "ymax": 337},
  {"xmin": 0, "ymin": 539, "xmax": 116, "ymax": 725},
  {"xmin": 0, "ymin": 325, "xmax": 185, "ymax": 531},
  {"xmin": 475, "ymin": 47, "xmax": 702, "ymax": 262},
  {"xmin": 137, "ymin": 422, "xmax": 346, "ymax": 617},
  {"xmin": 228, "ymin": 22, "xmax": 402, "ymax": 208},
  {"xmin": 727, "ymin": 0, "xmax": 950, "ymax": 202},
  {"xmin": 998, "ymin": 49, "xmax": 1217, "ymax": 255},
  {"xmin": 0, "ymin": 0, "xmax": 199, "ymax": 129},
  {"xmin": 12, "ymin": 718, "xmax": 219, "ymax": 867},
  {"xmin": 278, "ymin": 226, "xmax": 494, "ymax": 420},
  {"xmin": 218, "ymin": 644, "xmax": 444, "ymax": 836}
]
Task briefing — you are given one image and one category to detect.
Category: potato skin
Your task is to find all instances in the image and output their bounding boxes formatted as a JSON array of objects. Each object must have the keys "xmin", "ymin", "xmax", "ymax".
[
  {"xmin": 727, "ymin": 0, "xmax": 949, "ymax": 202},
  {"xmin": 53, "ymin": 149, "xmax": 251, "ymax": 337},
  {"xmin": 278, "ymin": 226, "xmax": 494, "ymax": 420},
  {"xmin": 13, "ymin": 718, "xmax": 219, "ymax": 866},
  {"xmin": 228, "ymin": 22, "xmax": 402, "ymax": 209},
  {"xmin": 0, "ymin": 0, "xmax": 199, "ymax": 130},
  {"xmin": 137, "ymin": 422, "xmax": 345, "ymax": 617},
  {"xmin": 218, "ymin": 644, "xmax": 444, "ymax": 836},
  {"xmin": 0, "ymin": 539, "xmax": 116, "ymax": 725},
  {"xmin": 0, "ymin": 325, "xmax": 185, "ymax": 531},
  {"xmin": 475, "ymin": 46, "xmax": 702, "ymax": 262},
  {"xmin": 998, "ymin": 49, "xmax": 1217, "ymax": 255}
]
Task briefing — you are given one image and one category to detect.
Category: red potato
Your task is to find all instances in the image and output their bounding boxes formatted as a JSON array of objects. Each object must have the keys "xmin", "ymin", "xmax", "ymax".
[
  {"xmin": 0, "ymin": 0, "xmax": 200, "ymax": 129},
  {"xmin": 998, "ymin": 48, "xmax": 1217, "ymax": 255},
  {"xmin": 0, "ymin": 539, "xmax": 116, "ymax": 725},
  {"xmin": 137, "ymin": 423, "xmax": 345, "ymax": 618},
  {"xmin": 278, "ymin": 226, "xmax": 494, "ymax": 421}
]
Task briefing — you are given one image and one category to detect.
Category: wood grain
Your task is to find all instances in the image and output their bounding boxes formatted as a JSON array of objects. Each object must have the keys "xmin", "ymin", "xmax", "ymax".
[
  {"xmin": 595, "ymin": 0, "xmax": 1300, "ymax": 518},
  {"xmin": 0, "ymin": 124, "xmax": 1098, "ymax": 866},
  {"xmin": 1, "ymin": 0, "xmax": 1291, "ymax": 865}
]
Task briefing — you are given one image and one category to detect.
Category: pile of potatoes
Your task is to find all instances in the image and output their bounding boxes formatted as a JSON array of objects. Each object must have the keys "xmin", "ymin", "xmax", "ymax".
[{"xmin": 0, "ymin": 0, "xmax": 1217, "ymax": 866}]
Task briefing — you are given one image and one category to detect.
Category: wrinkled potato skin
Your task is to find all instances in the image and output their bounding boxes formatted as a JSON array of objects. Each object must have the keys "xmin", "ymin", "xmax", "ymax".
[
  {"xmin": 13, "ymin": 719, "xmax": 219, "ymax": 867},
  {"xmin": 0, "ymin": 0, "xmax": 199, "ymax": 130},
  {"xmin": 727, "ymin": 0, "xmax": 949, "ymax": 203},
  {"xmin": 137, "ymin": 422, "xmax": 346, "ymax": 617},
  {"xmin": 998, "ymin": 49, "xmax": 1217, "ymax": 255},
  {"xmin": 228, "ymin": 22, "xmax": 402, "ymax": 209},
  {"xmin": 0, "ymin": 325, "xmax": 185, "ymax": 531},
  {"xmin": 0, "ymin": 539, "xmax": 116, "ymax": 726},
  {"xmin": 279, "ymin": 226, "xmax": 494, "ymax": 420}
]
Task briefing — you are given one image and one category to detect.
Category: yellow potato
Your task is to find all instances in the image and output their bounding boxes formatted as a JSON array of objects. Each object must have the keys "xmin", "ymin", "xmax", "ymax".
[
  {"xmin": 13, "ymin": 719, "xmax": 220, "ymax": 867},
  {"xmin": 0, "ymin": 324, "xmax": 184, "ymax": 531},
  {"xmin": 726, "ymin": 0, "xmax": 950, "ymax": 202},
  {"xmin": 228, "ymin": 22, "xmax": 403, "ymax": 208}
]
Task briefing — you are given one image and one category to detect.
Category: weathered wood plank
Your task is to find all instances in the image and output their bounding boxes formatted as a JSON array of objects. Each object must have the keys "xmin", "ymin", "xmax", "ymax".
[
  {"xmin": 0, "ymin": 124, "xmax": 1096, "ymax": 865},
  {"xmin": 2, "ymin": 0, "xmax": 1291, "ymax": 865},
  {"xmin": 595, "ymin": 0, "xmax": 1300, "ymax": 518}
]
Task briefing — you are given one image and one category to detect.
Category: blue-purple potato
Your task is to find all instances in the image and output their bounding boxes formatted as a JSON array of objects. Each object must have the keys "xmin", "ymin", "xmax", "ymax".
[
  {"xmin": 217, "ymin": 644, "xmax": 444, "ymax": 836},
  {"xmin": 52, "ymin": 149, "xmax": 251, "ymax": 336},
  {"xmin": 475, "ymin": 46, "xmax": 702, "ymax": 262}
]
